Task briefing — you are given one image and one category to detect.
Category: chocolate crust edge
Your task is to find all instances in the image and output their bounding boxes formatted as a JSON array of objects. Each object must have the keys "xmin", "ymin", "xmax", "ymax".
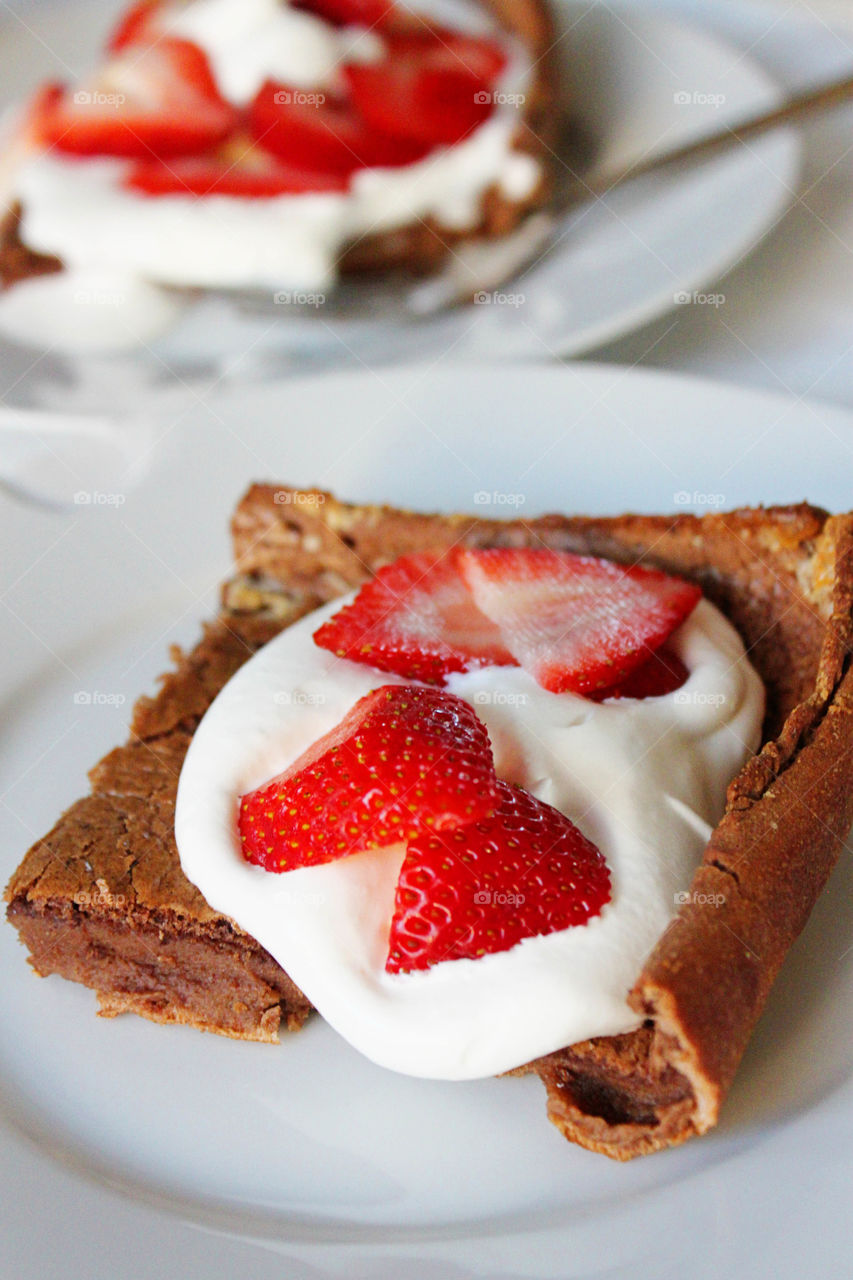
[
  {"xmin": 623, "ymin": 515, "xmax": 853, "ymax": 1145},
  {"xmin": 533, "ymin": 514, "xmax": 853, "ymax": 1158}
]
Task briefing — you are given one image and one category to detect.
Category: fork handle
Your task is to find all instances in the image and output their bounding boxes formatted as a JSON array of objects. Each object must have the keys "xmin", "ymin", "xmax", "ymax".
[{"xmin": 579, "ymin": 71, "xmax": 853, "ymax": 199}]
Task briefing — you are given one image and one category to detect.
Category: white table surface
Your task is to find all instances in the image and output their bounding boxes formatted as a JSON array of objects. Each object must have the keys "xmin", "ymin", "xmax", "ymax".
[{"xmin": 585, "ymin": 0, "xmax": 853, "ymax": 414}]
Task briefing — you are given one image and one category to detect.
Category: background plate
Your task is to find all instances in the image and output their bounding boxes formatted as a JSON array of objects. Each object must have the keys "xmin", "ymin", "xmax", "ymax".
[
  {"xmin": 1, "ymin": 362, "xmax": 852, "ymax": 1278},
  {"xmin": 0, "ymin": 0, "xmax": 800, "ymax": 401}
]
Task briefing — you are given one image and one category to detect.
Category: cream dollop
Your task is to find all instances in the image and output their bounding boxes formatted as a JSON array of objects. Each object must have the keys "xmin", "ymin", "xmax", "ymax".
[
  {"xmin": 175, "ymin": 594, "xmax": 764, "ymax": 1080},
  {"xmin": 166, "ymin": 0, "xmax": 384, "ymax": 104}
]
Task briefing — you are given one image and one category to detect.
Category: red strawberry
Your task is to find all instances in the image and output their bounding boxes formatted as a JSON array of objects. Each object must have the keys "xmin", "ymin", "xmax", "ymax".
[
  {"xmin": 378, "ymin": 26, "xmax": 508, "ymax": 83},
  {"xmin": 457, "ymin": 548, "xmax": 701, "ymax": 697},
  {"xmin": 250, "ymin": 81, "xmax": 430, "ymax": 177},
  {"xmin": 292, "ymin": 0, "xmax": 397, "ymax": 29},
  {"xmin": 344, "ymin": 57, "xmax": 493, "ymax": 148},
  {"xmin": 107, "ymin": 0, "xmax": 166, "ymax": 51},
  {"xmin": 125, "ymin": 137, "xmax": 349, "ymax": 197},
  {"xmin": 239, "ymin": 685, "xmax": 500, "ymax": 872},
  {"xmin": 589, "ymin": 645, "xmax": 689, "ymax": 701},
  {"xmin": 313, "ymin": 552, "xmax": 517, "ymax": 685},
  {"xmin": 343, "ymin": 25, "xmax": 506, "ymax": 149},
  {"xmin": 33, "ymin": 40, "xmax": 237, "ymax": 159},
  {"xmin": 386, "ymin": 781, "xmax": 611, "ymax": 973}
]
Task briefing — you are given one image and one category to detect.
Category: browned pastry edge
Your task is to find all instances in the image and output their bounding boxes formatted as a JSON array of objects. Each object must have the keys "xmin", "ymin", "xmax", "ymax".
[
  {"xmin": 0, "ymin": 0, "xmax": 558, "ymax": 290},
  {"xmin": 6, "ymin": 489, "xmax": 853, "ymax": 1160}
]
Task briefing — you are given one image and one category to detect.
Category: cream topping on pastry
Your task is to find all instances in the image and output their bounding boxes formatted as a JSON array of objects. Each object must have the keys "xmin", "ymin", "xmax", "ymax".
[{"xmin": 175, "ymin": 593, "xmax": 765, "ymax": 1080}]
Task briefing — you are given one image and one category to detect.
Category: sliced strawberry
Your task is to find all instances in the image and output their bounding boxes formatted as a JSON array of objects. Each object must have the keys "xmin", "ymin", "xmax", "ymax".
[
  {"xmin": 33, "ymin": 40, "xmax": 237, "ymax": 159},
  {"xmin": 386, "ymin": 780, "xmax": 611, "ymax": 974},
  {"xmin": 125, "ymin": 136, "xmax": 348, "ymax": 196},
  {"xmin": 590, "ymin": 645, "xmax": 689, "ymax": 702},
  {"xmin": 313, "ymin": 552, "xmax": 517, "ymax": 685},
  {"xmin": 107, "ymin": 0, "xmax": 166, "ymax": 51},
  {"xmin": 250, "ymin": 80, "xmax": 429, "ymax": 176},
  {"xmin": 292, "ymin": 0, "xmax": 397, "ymax": 29},
  {"xmin": 382, "ymin": 26, "xmax": 508, "ymax": 82},
  {"xmin": 344, "ymin": 57, "xmax": 493, "ymax": 147},
  {"xmin": 239, "ymin": 685, "xmax": 500, "ymax": 872},
  {"xmin": 457, "ymin": 548, "xmax": 702, "ymax": 697}
]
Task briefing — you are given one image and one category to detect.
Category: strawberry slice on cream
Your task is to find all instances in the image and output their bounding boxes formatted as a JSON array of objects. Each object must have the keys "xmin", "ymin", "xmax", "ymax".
[
  {"xmin": 31, "ymin": 39, "xmax": 238, "ymax": 159},
  {"xmin": 239, "ymin": 685, "xmax": 501, "ymax": 871}
]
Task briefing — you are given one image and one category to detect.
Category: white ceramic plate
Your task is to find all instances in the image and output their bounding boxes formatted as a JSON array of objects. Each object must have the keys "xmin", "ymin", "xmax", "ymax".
[
  {"xmin": 1, "ymin": 362, "xmax": 852, "ymax": 1279},
  {"xmin": 0, "ymin": 0, "xmax": 799, "ymax": 394}
]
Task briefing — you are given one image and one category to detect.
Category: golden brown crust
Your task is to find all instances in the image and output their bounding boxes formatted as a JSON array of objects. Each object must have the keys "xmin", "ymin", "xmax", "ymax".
[
  {"xmin": 621, "ymin": 516, "xmax": 853, "ymax": 1146},
  {"xmin": 6, "ymin": 488, "xmax": 852, "ymax": 1158},
  {"xmin": 1, "ymin": 0, "xmax": 558, "ymax": 287}
]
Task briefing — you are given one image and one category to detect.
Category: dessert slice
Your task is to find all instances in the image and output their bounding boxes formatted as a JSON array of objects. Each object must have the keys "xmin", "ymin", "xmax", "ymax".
[
  {"xmin": 0, "ymin": 0, "xmax": 557, "ymax": 306},
  {"xmin": 6, "ymin": 488, "xmax": 853, "ymax": 1159}
]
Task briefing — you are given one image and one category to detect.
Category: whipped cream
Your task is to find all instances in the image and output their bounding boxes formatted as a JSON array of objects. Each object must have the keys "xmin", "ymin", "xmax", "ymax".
[
  {"xmin": 0, "ymin": 266, "xmax": 188, "ymax": 351},
  {"xmin": 9, "ymin": 0, "xmax": 539, "ymax": 306},
  {"xmin": 166, "ymin": 0, "xmax": 385, "ymax": 104},
  {"xmin": 175, "ymin": 594, "xmax": 764, "ymax": 1080}
]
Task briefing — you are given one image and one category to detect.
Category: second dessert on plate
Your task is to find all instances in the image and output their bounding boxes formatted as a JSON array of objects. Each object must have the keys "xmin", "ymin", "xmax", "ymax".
[{"xmin": 0, "ymin": 0, "xmax": 557, "ymax": 346}]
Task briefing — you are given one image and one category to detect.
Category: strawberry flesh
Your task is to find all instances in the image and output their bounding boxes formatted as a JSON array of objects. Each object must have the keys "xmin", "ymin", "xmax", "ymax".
[
  {"xmin": 33, "ymin": 40, "xmax": 237, "ymax": 159},
  {"xmin": 250, "ymin": 80, "xmax": 431, "ymax": 176},
  {"xmin": 125, "ymin": 136, "xmax": 349, "ymax": 196},
  {"xmin": 239, "ymin": 685, "xmax": 500, "ymax": 872},
  {"xmin": 292, "ymin": 0, "xmax": 397, "ymax": 28},
  {"xmin": 313, "ymin": 552, "xmax": 518, "ymax": 685},
  {"xmin": 386, "ymin": 780, "xmax": 611, "ymax": 973},
  {"xmin": 344, "ymin": 59, "xmax": 493, "ymax": 148},
  {"xmin": 589, "ymin": 645, "xmax": 689, "ymax": 701},
  {"xmin": 108, "ymin": 0, "xmax": 165, "ymax": 51},
  {"xmin": 458, "ymin": 548, "xmax": 701, "ymax": 697}
]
